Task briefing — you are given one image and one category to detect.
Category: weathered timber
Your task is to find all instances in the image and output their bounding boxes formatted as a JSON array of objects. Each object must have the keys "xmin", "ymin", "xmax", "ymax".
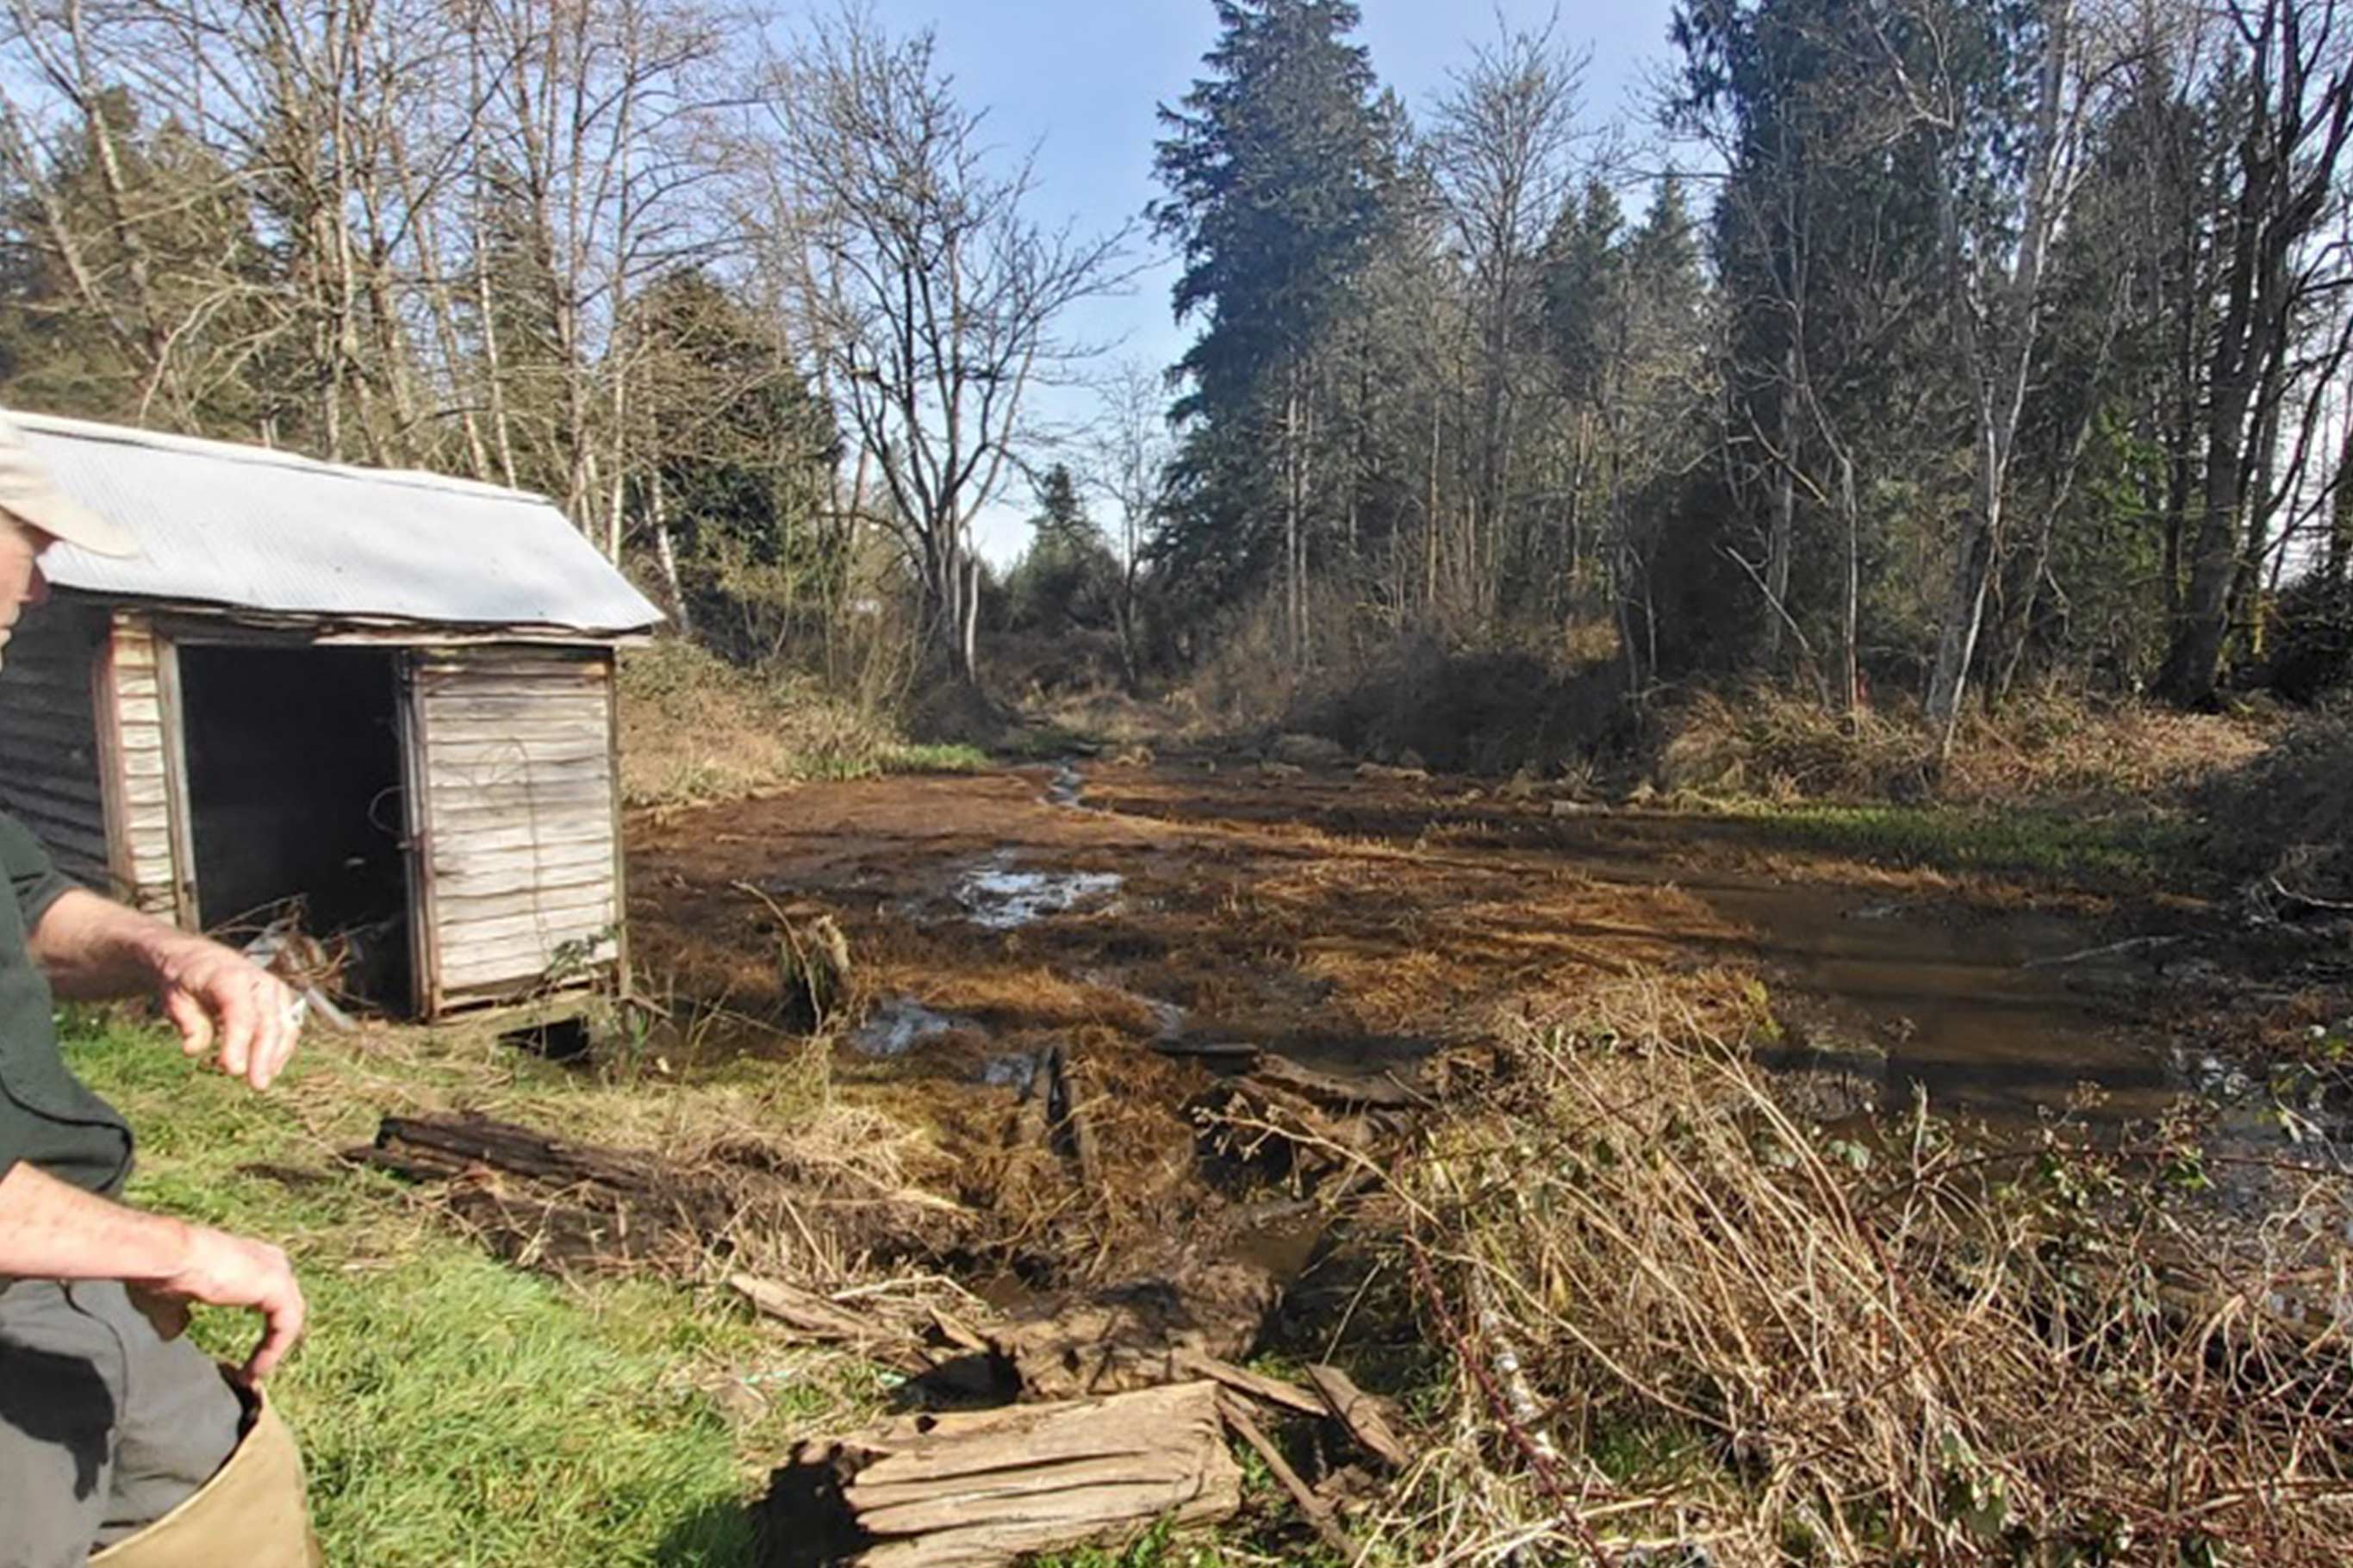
[
  {"xmin": 1046, "ymin": 1045, "xmax": 1106, "ymax": 1190},
  {"xmin": 987, "ymin": 1260, "xmax": 1280, "ymax": 1401},
  {"xmin": 1174, "ymin": 1352, "xmax": 1327, "ymax": 1416},
  {"xmin": 762, "ymin": 1381, "xmax": 1242, "ymax": 1568},
  {"xmin": 1244, "ymin": 1053, "xmax": 1420, "ymax": 1111},
  {"xmin": 375, "ymin": 1113, "xmax": 663, "ymax": 1195},
  {"xmin": 731, "ymin": 1272, "xmax": 887, "ymax": 1343},
  {"xmin": 362, "ymin": 1111, "xmax": 971, "ymax": 1280},
  {"xmin": 1150, "ymin": 1039, "xmax": 1263, "ymax": 1064},
  {"xmin": 731, "ymin": 1273, "xmax": 940, "ymax": 1375},
  {"xmin": 1305, "ymin": 1364, "xmax": 1412, "ymax": 1471},
  {"xmin": 1219, "ymin": 1394, "xmax": 1358, "ymax": 1560}
]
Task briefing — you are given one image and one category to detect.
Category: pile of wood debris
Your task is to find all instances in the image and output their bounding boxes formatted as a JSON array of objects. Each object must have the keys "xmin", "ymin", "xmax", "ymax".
[{"xmin": 352, "ymin": 1037, "xmax": 1423, "ymax": 1565}]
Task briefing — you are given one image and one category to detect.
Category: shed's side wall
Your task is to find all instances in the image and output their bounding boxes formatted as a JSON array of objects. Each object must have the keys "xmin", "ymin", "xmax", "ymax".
[
  {"xmin": 413, "ymin": 647, "xmax": 620, "ymax": 1006},
  {"xmin": 0, "ymin": 601, "xmax": 109, "ymax": 890},
  {"xmin": 103, "ymin": 616, "xmax": 183, "ymax": 918}
]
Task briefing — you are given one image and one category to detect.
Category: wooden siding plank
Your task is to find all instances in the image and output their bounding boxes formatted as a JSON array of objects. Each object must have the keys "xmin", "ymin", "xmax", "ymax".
[
  {"xmin": 413, "ymin": 652, "xmax": 623, "ymax": 1013},
  {"xmin": 433, "ymin": 846, "xmax": 618, "ymax": 882}
]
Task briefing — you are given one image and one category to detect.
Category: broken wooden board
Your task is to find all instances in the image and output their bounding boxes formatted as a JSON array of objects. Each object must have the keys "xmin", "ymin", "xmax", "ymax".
[
  {"xmin": 762, "ymin": 1381, "xmax": 1241, "ymax": 1568},
  {"xmin": 987, "ymin": 1260, "xmax": 1280, "ymax": 1401},
  {"xmin": 1175, "ymin": 1352, "xmax": 1327, "ymax": 1417},
  {"xmin": 1244, "ymin": 1053, "xmax": 1421, "ymax": 1111},
  {"xmin": 1305, "ymin": 1364, "xmax": 1413, "ymax": 1471}
]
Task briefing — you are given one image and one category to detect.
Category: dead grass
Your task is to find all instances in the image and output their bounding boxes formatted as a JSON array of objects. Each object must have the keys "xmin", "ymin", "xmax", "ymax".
[
  {"xmin": 1657, "ymin": 687, "xmax": 2274, "ymax": 808},
  {"xmin": 2197, "ymin": 700, "xmax": 2353, "ymax": 905},
  {"xmin": 1363, "ymin": 978, "xmax": 2353, "ymax": 1566},
  {"xmin": 617, "ymin": 639, "xmax": 986, "ymax": 809}
]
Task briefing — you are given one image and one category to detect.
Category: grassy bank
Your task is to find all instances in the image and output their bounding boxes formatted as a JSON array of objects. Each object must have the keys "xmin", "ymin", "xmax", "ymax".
[
  {"xmin": 66, "ymin": 1010, "xmax": 896, "ymax": 1567},
  {"xmin": 618, "ymin": 640, "xmax": 987, "ymax": 810}
]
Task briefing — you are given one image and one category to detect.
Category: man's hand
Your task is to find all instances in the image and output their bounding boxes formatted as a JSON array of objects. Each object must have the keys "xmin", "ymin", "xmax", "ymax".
[
  {"xmin": 0, "ymin": 1165, "xmax": 308, "ymax": 1382},
  {"xmin": 140, "ymin": 1223, "xmax": 308, "ymax": 1381},
  {"xmin": 28, "ymin": 888, "xmax": 305, "ymax": 1090},
  {"xmin": 150, "ymin": 934, "xmax": 302, "ymax": 1091}
]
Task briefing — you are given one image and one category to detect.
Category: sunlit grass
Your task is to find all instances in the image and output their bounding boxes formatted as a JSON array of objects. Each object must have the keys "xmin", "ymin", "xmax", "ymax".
[
  {"xmin": 60, "ymin": 1012, "xmax": 898, "ymax": 1567},
  {"xmin": 1707, "ymin": 798, "xmax": 2204, "ymax": 888}
]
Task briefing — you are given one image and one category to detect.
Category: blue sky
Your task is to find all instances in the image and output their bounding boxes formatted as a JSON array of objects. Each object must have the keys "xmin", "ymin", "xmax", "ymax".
[{"xmin": 852, "ymin": 0, "xmax": 1685, "ymax": 563}]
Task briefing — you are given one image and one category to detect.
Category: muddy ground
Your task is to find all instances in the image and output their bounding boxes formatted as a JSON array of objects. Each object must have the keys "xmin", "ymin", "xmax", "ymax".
[{"xmin": 623, "ymin": 753, "xmax": 2297, "ymax": 1299}]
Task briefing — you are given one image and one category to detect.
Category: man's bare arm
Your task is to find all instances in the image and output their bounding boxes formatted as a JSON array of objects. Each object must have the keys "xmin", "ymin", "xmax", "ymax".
[
  {"xmin": 28, "ymin": 888, "xmax": 301, "ymax": 1089},
  {"xmin": 0, "ymin": 1161, "xmax": 306, "ymax": 1379}
]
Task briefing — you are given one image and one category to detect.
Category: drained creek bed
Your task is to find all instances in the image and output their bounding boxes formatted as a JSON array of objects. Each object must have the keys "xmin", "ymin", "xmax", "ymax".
[
  {"xmin": 631, "ymin": 756, "xmax": 2221, "ymax": 1141},
  {"xmin": 431, "ymin": 750, "xmax": 2353, "ymax": 1564}
]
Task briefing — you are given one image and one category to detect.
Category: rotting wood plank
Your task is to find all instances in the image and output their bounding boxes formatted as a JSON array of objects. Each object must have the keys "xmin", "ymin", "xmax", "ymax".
[
  {"xmin": 1247, "ymin": 1054, "xmax": 1421, "ymax": 1110},
  {"xmin": 1174, "ymin": 1353, "xmax": 1328, "ymax": 1416},
  {"xmin": 764, "ymin": 1381, "xmax": 1241, "ymax": 1568},
  {"xmin": 1304, "ymin": 1364, "xmax": 1412, "ymax": 1471}
]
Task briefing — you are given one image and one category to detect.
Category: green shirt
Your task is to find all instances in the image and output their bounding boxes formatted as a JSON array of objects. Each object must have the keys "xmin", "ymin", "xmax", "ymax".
[{"xmin": 0, "ymin": 811, "xmax": 133, "ymax": 1197}]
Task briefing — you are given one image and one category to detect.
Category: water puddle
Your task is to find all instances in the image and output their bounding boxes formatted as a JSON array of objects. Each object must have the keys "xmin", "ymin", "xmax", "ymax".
[
  {"xmin": 1691, "ymin": 877, "xmax": 2175, "ymax": 1131},
  {"xmin": 956, "ymin": 854, "xmax": 1124, "ymax": 930},
  {"xmin": 850, "ymin": 996, "xmax": 967, "ymax": 1057}
]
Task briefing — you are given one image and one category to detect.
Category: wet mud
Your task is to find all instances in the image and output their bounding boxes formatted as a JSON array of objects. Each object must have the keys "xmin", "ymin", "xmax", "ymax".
[{"xmin": 630, "ymin": 757, "xmax": 2209, "ymax": 1188}]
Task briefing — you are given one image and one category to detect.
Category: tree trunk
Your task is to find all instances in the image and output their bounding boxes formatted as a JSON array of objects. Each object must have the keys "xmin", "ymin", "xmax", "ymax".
[
  {"xmin": 1765, "ymin": 357, "xmax": 1797, "ymax": 665},
  {"xmin": 650, "ymin": 469, "xmax": 688, "ymax": 634}
]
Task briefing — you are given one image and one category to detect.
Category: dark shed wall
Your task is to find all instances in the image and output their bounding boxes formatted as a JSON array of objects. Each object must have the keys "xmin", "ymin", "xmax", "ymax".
[{"xmin": 0, "ymin": 602, "xmax": 109, "ymax": 889}]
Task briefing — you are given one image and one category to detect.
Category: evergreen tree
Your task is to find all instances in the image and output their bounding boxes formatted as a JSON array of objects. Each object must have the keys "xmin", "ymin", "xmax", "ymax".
[{"xmin": 1150, "ymin": 0, "xmax": 1401, "ymax": 654}]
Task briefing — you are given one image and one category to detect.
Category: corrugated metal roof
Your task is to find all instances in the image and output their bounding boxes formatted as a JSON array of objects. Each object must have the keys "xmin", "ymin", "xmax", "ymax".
[{"xmin": 9, "ymin": 411, "xmax": 663, "ymax": 635}]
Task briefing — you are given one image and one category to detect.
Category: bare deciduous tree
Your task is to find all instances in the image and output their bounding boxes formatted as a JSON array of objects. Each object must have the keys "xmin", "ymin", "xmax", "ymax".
[{"xmin": 763, "ymin": 12, "xmax": 1127, "ymax": 684}]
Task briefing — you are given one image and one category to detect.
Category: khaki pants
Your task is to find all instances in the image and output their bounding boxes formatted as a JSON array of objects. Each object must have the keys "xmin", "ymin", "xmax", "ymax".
[{"xmin": 0, "ymin": 1279, "xmax": 309, "ymax": 1568}]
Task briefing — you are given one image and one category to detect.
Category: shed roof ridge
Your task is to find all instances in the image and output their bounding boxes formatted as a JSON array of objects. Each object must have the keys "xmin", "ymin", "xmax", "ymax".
[{"xmin": 3, "ymin": 408, "xmax": 555, "ymax": 509}]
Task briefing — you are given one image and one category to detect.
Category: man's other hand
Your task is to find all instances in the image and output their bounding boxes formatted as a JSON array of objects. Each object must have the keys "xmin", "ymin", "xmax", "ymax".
[
  {"xmin": 146, "ymin": 1223, "xmax": 308, "ymax": 1380},
  {"xmin": 152, "ymin": 935, "xmax": 302, "ymax": 1091}
]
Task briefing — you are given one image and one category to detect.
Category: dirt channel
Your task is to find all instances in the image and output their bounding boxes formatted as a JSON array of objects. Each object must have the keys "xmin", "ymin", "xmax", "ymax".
[
  {"xmin": 627, "ymin": 756, "xmax": 2213, "ymax": 1281},
  {"xmin": 632, "ymin": 760, "xmax": 2198, "ymax": 1108}
]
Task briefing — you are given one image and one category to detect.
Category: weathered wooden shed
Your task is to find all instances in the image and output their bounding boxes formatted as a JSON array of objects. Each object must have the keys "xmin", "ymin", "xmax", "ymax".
[{"xmin": 0, "ymin": 411, "xmax": 663, "ymax": 1018}]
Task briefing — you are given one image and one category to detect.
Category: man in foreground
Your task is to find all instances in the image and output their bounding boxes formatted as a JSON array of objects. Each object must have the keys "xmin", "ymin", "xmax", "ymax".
[{"xmin": 0, "ymin": 417, "xmax": 314, "ymax": 1565}]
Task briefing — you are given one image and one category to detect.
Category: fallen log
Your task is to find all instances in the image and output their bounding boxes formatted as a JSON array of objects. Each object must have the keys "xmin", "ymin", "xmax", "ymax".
[
  {"xmin": 376, "ymin": 1112, "xmax": 668, "ymax": 1196},
  {"xmin": 762, "ymin": 1381, "xmax": 1241, "ymax": 1568},
  {"xmin": 357, "ymin": 1112, "xmax": 968, "ymax": 1281}
]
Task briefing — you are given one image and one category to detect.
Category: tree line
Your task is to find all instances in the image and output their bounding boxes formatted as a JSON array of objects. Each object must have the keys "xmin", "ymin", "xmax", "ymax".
[
  {"xmin": 1133, "ymin": 0, "xmax": 2353, "ymax": 734},
  {"xmin": 0, "ymin": 0, "xmax": 1125, "ymax": 683},
  {"xmin": 4, "ymin": 0, "xmax": 2351, "ymax": 729}
]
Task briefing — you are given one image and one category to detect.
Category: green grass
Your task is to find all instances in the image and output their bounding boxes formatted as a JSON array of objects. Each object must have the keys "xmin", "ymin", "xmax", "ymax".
[
  {"xmin": 875, "ymin": 741, "xmax": 993, "ymax": 775},
  {"xmin": 59, "ymin": 1011, "xmax": 892, "ymax": 1567},
  {"xmin": 1709, "ymin": 799, "xmax": 2206, "ymax": 889}
]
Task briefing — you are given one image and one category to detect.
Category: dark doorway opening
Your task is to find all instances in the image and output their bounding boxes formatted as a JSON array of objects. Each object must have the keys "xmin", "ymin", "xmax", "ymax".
[{"xmin": 178, "ymin": 645, "xmax": 412, "ymax": 1009}]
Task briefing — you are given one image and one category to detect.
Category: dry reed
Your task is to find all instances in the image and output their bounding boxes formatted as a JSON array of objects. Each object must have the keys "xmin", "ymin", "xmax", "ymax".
[{"xmin": 1373, "ymin": 985, "xmax": 2353, "ymax": 1566}]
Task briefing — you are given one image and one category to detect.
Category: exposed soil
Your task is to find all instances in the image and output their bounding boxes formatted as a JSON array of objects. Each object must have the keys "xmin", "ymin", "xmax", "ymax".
[
  {"xmin": 616, "ymin": 755, "xmax": 2288, "ymax": 1310},
  {"xmin": 632, "ymin": 756, "xmax": 2195, "ymax": 1123}
]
